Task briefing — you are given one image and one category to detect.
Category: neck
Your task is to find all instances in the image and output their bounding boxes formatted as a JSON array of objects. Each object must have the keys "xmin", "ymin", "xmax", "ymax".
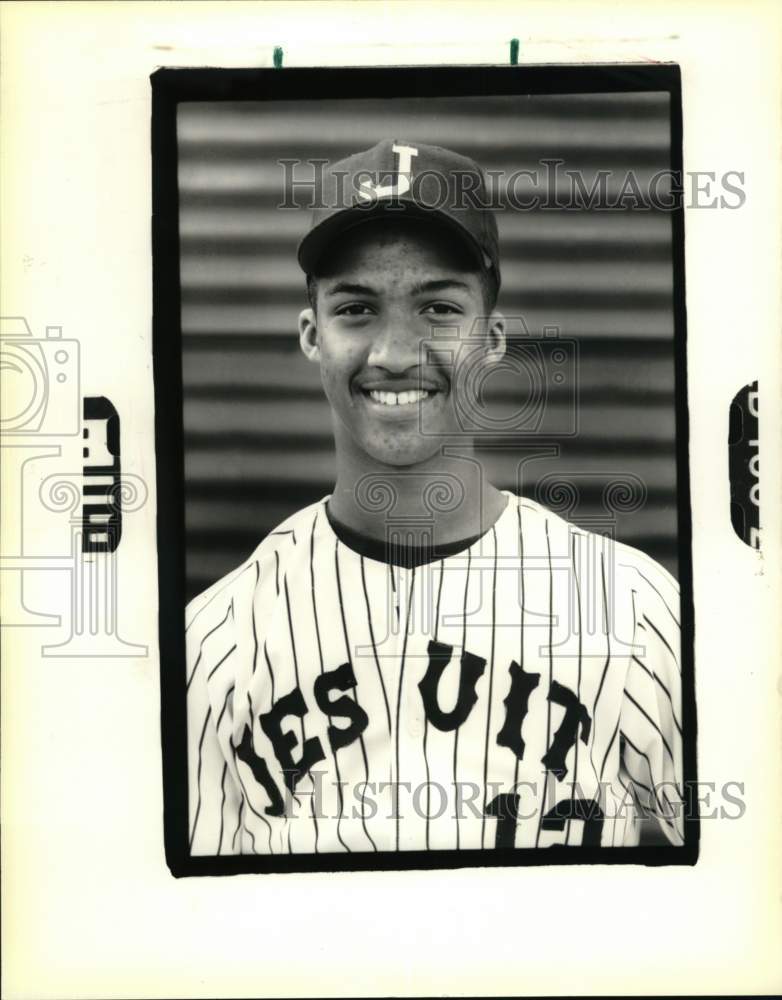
[{"xmin": 328, "ymin": 444, "xmax": 507, "ymax": 547}]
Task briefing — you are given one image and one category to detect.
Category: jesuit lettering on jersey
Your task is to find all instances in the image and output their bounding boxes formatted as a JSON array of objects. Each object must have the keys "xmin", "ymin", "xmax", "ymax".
[
  {"xmin": 186, "ymin": 495, "xmax": 684, "ymax": 855},
  {"xmin": 235, "ymin": 641, "xmax": 592, "ymax": 839}
]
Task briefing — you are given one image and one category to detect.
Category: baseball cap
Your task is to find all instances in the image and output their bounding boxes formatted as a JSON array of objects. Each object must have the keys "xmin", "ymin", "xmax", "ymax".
[{"xmin": 296, "ymin": 139, "xmax": 501, "ymax": 287}]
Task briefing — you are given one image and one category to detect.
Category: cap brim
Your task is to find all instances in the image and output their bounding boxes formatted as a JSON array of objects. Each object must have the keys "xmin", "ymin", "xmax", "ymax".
[{"xmin": 297, "ymin": 201, "xmax": 491, "ymax": 275}]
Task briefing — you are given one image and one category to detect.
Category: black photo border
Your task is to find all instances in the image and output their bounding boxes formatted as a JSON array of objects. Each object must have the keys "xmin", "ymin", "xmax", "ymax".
[{"xmin": 152, "ymin": 63, "xmax": 698, "ymax": 877}]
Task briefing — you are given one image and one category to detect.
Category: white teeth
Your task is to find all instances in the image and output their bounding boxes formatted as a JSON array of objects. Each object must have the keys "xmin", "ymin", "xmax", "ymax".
[{"xmin": 368, "ymin": 389, "xmax": 430, "ymax": 406}]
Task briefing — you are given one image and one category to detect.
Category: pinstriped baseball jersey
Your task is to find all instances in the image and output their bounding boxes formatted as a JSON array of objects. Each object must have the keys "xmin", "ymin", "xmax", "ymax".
[{"xmin": 185, "ymin": 491, "xmax": 684, "ymax": 855}]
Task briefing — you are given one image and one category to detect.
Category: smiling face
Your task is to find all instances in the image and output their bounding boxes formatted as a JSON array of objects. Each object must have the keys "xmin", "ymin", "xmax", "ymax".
[{"xmin": 298, "ymin": 218, "xmax": 505, "ymax": 469}]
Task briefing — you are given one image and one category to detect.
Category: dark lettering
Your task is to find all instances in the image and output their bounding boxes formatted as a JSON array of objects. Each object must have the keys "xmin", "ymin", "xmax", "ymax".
[
  {"xmin": 259, "ymin": 686, "xmax": 326, "ymax": 791},
  {"xmin": 485, "ymin": 792, "xmax": 521, "ymax": 848},
  {"xmin": 541, "ymin": 797, "xmax": 604, "ymax": 846},
  {"xmin": 496, "ymin": 660, "xmax": 540, "ymax": 760},
  {"xmin": 313, "ymin": 661, "xmax": 369, "ymax": 752},
  {"xmin": 418, "ymin": 640, "xmax": 486, "ymax": 732},
  {"xmin": 541, "ymin": 680, "xmax": 591, "ymax": 781},
  {"xmin": 234, "ymin": 725, "xmax": 286, "ymax": 816}
]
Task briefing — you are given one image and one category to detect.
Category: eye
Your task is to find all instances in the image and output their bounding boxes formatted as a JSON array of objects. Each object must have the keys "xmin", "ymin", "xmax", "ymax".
[
  {"xmin": 335, "ymin": 302, "xmax": 375, "ymax": 317},
  {"xmin": 421, "ymin": 301, "xmax": 463, "ymax": 316}
]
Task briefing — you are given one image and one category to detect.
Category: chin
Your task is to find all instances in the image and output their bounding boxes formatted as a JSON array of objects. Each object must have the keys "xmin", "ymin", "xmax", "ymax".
[{"xmin": 363, "ymin": 436, "xmax": 442, "ymax": 469}]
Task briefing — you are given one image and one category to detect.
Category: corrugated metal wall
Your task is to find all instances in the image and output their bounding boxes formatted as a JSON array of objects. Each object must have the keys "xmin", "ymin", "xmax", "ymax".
[{"xmin": 178, "ymin": 93, "xmax": 678, "ymax": 602}]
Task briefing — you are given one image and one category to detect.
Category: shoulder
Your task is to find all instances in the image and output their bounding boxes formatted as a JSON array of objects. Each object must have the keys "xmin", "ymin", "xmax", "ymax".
[
  {"xmin": 512, "ymin": 491, "xmax": 680, "ymax": 606},
  {"xmin": 513, "ymin": 493, "xmax": 570, "ymax": 536},
  {"xmin": 255, "ymin": 497, "xmax": 326, "ymax": 552},
  {"xmin": 511, "ymin": 493, "xmax": 587, "ymax": 552},
  {"xmin": 611, "ymin": 537, "xmax": 680, "ymax": 598},
  {"xmin": 184, "ymin": 497, "xmax": 327, "ymax": 637}
]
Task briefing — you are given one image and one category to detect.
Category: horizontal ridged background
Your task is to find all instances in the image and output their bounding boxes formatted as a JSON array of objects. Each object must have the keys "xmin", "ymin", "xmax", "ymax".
[{"xmin": 178, "ymin": 92, "xmax": 679, "ymax": 602}]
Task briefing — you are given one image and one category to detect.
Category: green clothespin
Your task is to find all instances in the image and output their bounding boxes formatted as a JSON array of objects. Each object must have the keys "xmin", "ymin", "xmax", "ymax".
[
  {"xmin": 273, "ymin": 46, "xmax": 283, "ymax": 68},
  {"xmin": 510, "ymin": 38, "xmax": 519, "ymax": 66}
]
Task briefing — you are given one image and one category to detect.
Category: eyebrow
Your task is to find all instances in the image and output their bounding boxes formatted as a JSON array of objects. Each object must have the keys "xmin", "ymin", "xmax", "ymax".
[{"xmin": 325, "ymin": 282, "xmax": 379, "ymax": 298}]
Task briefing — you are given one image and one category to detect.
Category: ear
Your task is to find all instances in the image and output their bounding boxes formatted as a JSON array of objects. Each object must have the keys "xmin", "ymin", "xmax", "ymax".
[
  {"xmin": 484, "ymin": 310, "xmax": 506, "ymax": 364},
  {"xmin": 298, "ymin": 308, "xmax": 320, "ymax": 363}
]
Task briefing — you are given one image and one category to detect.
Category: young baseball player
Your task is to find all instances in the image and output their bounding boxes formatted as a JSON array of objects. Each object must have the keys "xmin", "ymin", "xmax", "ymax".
[{"xmin": 185, "ymin": 140, "xmax": 685, "ymax": 856}]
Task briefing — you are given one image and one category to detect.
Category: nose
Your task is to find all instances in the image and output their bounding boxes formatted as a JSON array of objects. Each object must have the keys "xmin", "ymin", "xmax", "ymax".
[{"xmin": 366, "ymin": 314, "xmax": 422, "ymax": 374}]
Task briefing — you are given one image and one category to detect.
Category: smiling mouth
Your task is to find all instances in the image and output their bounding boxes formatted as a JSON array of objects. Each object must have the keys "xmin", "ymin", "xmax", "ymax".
[{"xmin": 365, "ymin": 388, "xmax": 434, "ymax": 406}]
